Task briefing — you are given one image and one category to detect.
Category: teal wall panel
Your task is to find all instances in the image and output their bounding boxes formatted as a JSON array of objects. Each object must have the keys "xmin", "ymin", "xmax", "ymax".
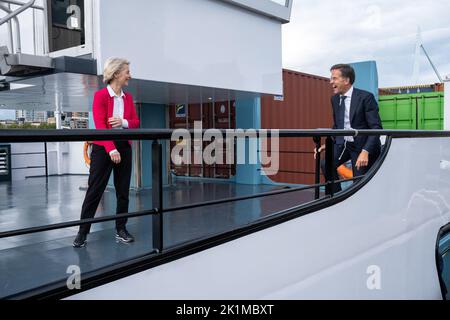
[
  {"xmin": 350, "ymin": 61, "xmax": 379, "ymax": 100},
  {"xmin": 140, "ymin": 104, "xmax": 168, "ymax": 188},
  {"xmin": 235, "ymin": 97, "xmax": 262, "ymax": 185}
]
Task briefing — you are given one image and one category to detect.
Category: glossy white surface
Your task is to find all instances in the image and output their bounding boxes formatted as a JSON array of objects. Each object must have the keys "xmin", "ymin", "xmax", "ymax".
[
  {"xmin": 70, "ymin": 137, "xmax": 450, "ymax": 299},
  {"xmin": 219, "ymin": 0, "xmax": 293, "ymax": 22},
  {"xmin": 95, "ymin": 0, "xmax": 283, "ymax": 95}
]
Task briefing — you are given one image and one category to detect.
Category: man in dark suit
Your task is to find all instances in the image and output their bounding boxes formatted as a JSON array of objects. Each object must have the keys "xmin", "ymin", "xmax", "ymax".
[{"xmin": 315, "ymin": 64, "xmax": 383, "ymax": 192}]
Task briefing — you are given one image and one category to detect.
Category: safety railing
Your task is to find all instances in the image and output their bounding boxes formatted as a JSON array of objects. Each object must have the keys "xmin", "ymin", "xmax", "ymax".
[
  {"xmin": 1, "ymin": 128, "xmax": 447, "ymax": 299},
  {"xmin": 0, "ymin": 128, "xmax": 398, "ymax": 250}
]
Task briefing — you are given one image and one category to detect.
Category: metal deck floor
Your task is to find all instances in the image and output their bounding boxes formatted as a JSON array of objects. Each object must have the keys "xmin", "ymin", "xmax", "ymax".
[{"xmin": 0, "ymin": 176, "xmax": 316, "ymax": 298}]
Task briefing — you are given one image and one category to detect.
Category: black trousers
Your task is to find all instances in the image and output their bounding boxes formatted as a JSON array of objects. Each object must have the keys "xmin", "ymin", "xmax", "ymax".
[
  {"xmin": 321, "ymin": 141, "xmax": 380, "ymax": 193},
  {"xmin": 79, "ymin": 141, "xmax": 132, "ymax": 235}
]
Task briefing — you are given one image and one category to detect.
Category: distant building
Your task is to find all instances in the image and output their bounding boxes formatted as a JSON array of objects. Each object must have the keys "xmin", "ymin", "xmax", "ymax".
[
  {"xmin": 59, "ymin": 112, "xmax": 89, "ymax": 129},
  {"xmin": 0, "ymin": 120, "xmax": 16, "ymax": 126},
  {"xmin": 15, "ymin": 110, "xmax": 52, "ymax": 123},
  {"xmin": 72, "ymin": 112, "xmax": 89, "ymax": 118},
  {"xmin": 15, "ymin": 110, "xmax": 32, "ymax": 122},
  {"xmin": 379, "ymin": 83, "xmax": 444, "ymax": 95},
  {"xmin": 70, "ymin": 116, "xmax": 89, "ymax": 129}
]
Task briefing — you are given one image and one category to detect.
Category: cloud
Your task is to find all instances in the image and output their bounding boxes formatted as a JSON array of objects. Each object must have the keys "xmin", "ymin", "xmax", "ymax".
[{"xmin": 283, "ymin": 0, "xmax": 450, "ymax": 87}]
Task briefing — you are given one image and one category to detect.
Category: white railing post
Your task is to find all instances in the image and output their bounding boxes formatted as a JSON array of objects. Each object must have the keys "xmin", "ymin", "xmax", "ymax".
[
  {"xmin": 42, "ymin": 0, "xmax": 49, "ymax": 55},
  {"xmin": 7, "ymin": 3, "xmax": 14, "ymax": 53},
  {"xmin": 0, "ymin": 0, "xmax": 49, "ymax": 55},
  {"xmin": 0, "ymin": 0, "xmax": 35, "ymax": 26},
  {"xmin": 0, "ymin": 3, "xmax": 21, "ymax": 53}
]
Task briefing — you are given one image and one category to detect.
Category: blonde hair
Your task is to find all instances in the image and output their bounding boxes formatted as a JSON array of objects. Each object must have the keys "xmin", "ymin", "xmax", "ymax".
[{"xmin": 103, "ymin": 58, "xmax": 130, "ymax": 84}]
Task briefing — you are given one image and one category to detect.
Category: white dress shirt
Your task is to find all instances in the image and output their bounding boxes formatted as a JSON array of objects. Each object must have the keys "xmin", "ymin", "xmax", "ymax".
[
  {"xmin": 107, "ymin": 85, "xmax": 129, "ymax": 156},
  {"xmin": 341, "ymin": 86, "xmax": 354, "ymax": 143},
  {"xmin": 340, "ymin": 86, "xmax": 369, "ymax": 154}
]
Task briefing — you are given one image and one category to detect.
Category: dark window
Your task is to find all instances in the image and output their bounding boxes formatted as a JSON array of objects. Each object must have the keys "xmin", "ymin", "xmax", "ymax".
[{"xmin": 47, "ymin": 0, "xmax": 85, "ymax": 52}]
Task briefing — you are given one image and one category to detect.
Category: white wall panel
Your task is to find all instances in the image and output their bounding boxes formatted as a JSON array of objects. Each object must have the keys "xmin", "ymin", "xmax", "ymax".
[
  {"xmin": 10, "ymin": 142, "xmax": 88, "ymax": 180},
  {"xmin": 62, "ymin": 142, "xmax": 89, "ymax": 175},
  {"xmin": 95, "ymin": 0, "xmax": 283, "ymax": 95}
]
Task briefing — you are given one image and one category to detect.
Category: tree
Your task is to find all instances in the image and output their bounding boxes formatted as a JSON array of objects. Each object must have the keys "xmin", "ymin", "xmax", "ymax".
[{"xmin": 0, "ymin": 123, "xmax": 56, "ymax": 129}]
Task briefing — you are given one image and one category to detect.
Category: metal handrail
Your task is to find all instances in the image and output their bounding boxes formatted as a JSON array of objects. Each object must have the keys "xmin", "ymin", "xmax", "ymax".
[
  {"xmin": 0, "ymin": 3, "xmax": 21, "ymax": 52},
  {"xmin": 0, "ymin": 0, "xmax": 46, "ymax": 55},
  {"xmin": 0, "ymin": 0, "xmax": 42, "ymax": 11},
  {"xmin": 0, "ymin": 209, "xmax": 158, "ymax": 239},
  {"xmin": 0, "ymin": 178, "xmax": 361, "ymax": 240},
  {"xmin": 0, "ymin": 0, "xmax": 34, "ymax": 26},
  {"xmin": 0, "ymin": 129, "xmax": 443, "ymax": 250},
  {"xmin": 163, "ymin": 184, "xmax": 320, "ymax": 213},
  {"xmin": 1, "ymin": 128, "xmax": 450, "ymax": 143}
]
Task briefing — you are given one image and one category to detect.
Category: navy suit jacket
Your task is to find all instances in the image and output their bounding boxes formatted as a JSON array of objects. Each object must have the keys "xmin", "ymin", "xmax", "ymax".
[{"xmin": 331, "ymin": 88, "xmax": 383, "ymax": 155}]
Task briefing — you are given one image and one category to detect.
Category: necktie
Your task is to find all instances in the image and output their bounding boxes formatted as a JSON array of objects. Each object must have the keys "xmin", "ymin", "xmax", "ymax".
[{"xmin": 336, "ymin": 96, "xmax": 346, "ymax": 144}]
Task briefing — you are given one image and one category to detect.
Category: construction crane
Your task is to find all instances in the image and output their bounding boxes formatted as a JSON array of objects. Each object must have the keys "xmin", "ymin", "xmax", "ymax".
[{"xmin": 412, "ymin": 27, "xmax": 443, "ymax": 84}]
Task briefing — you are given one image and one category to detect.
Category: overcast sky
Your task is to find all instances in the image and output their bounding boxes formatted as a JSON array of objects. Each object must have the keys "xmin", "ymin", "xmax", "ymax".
[
  {"xmin": 1, "ymin": 0, "xmax": 449, "ymax": 120},
  {"xmin": 282, "ymin": 0, "xmax": 450, "ymax": 87}
]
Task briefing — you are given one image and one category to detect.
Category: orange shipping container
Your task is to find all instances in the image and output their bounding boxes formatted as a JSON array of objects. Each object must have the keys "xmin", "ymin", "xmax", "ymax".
[{"xmin": 261, "ymin": 69, "xmax": 333, "ymax": 185}]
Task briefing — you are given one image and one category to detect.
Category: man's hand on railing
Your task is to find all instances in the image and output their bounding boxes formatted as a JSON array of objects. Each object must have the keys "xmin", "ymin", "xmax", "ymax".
[
  {"xmin": 314, "ymin": 144, "xmax": 326, "ymax": 160},
  {"xmin": 355, "ymin": 150, "xmax": 369, "ymax": 170}
]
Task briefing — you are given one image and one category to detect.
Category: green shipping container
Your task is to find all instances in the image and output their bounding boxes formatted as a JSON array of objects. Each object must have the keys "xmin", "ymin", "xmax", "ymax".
[{"xmin": 379, "ymin": 92, "xmax": 444, "ymax": 130}]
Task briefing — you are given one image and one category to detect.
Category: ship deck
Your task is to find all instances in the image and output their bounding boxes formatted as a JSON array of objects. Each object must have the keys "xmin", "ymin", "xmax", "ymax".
[{"xmin": 0, "ymin": 175, "xmax": 316, "ymax": 298}]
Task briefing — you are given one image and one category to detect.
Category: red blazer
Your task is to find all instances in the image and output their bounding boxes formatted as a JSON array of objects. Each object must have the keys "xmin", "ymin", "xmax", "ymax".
[{"xmin": 92, "ymin": 87, "xmax": 140, "ymax": 153}]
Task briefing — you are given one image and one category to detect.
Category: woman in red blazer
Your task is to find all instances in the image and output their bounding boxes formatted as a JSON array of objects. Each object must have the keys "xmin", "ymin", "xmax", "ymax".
[{"xmin": 73, "ymin": 58, "xmax": 140, "ymax": 248}]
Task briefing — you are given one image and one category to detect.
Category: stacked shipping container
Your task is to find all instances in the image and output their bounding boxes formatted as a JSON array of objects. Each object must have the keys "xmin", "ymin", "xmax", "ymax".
[
  {"xmin": 379, "ymin": 92, "xmax": 444, "ymax": 130},
  {"xmin": 379, "ymin": 83, "xmax": 444, "ymax": 95},
  {"xmin": 169, "ymin": 102, "xmax": 236, "ymax": 179},
  {"xmin": 261, "ymin": 69, "xmax": 333, "ymax": 185}
]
